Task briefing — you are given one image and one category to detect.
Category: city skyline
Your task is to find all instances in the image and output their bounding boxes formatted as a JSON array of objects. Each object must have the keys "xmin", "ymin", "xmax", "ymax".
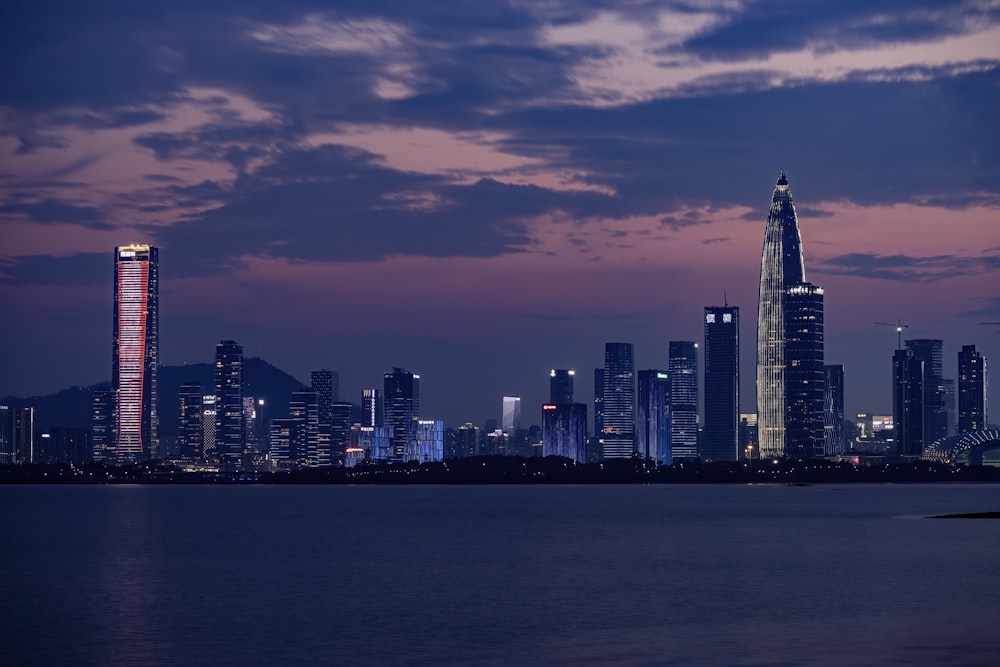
[{"xmin": 1, "ymin": 2, "xmax": 998, "ymax": 430}]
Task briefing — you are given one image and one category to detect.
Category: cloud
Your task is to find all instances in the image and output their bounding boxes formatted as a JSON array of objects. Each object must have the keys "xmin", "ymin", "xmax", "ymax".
[
  {"xmin": 0, "ymin": 252, "xmax": 107, "ymax": 286},
  {"xmin": 816, "ymin": 252, "xmax": 1000, "ymax": 282},
  {"xmin": 0, "ymin": 198, "xmax": 111, "ymax": 230}
]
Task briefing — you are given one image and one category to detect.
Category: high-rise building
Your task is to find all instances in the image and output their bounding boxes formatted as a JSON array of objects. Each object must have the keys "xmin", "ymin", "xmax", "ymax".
[
  {"xmin": 450, "ymin": 423, "xmax": 480, "ymax": 459},
  {"xmin": 755, "ymin": 172, "xmax": 825, "ymax": 459},
  {"xmin": 784, "ymin": 283, "xmax": 825, "ymax": 458},
  {"xmin": 593, "ymin": 367, "xmax": 604, "ymax": 438},
  {"xmin": 91, "ymin": 388, "xmax": 115, "ymax": 462},
  {"xmin": 739, "ymin": 413, "xmax": 759, "ymax": 460},
  {"xmin": 905, "ymin": 339, "xmax": 949, "ymax": 444},
  {"xmin": 113, "ymin": 244, "xmax": 158, "ymax": 462},
  {"xmin": 601, "ymin": 342, "xmax": 635, "ymax": 459},
  {"xmin": 361, "ymin": 388, "xmax": 384, "ymax": 427},
  {"xmin": 703, "ymin": 306, "xmax": 739, "ymax": 462},
  {"xmin": 958, "ymin": 345, "xmax": 987, "ymax": 432},
  {"xmin": 0, "ymin": 406, "xmax": 34, "ymax": 464},
  {"xmin": 330, "ymin": 401, "xmax": 352, "ymax": 466},
  {"xmin": 502, "ymin": 396, "xmax": 522, "ymax": 433},
  {"xmin": 550, "ymin": 369, "xmax": 575, "ymax": 404},
  {"xmin": 289, "ymin": 390, "xmax": 320, "ymax": 467},
  {"xmin": 542, "ymin": 403, "xmax": 587, "ymax": 462},
  {"xmin": 893, "ymin": 348, "xmax": 924, "ymax": 456},
  {"xmin": 669, "ymin": 341, "xmax": 698, "ymax": 460},
  {"xmin": 178, "ymin": 381, "xmax": 203, "ymax": 461},
  {"xmin": 384, "ymin": 368, "xmax": 419, "ymax": 462},
  {"xmin": 201, "ymin": 394, "xmax": 217, "ymax": 462},
  {"xmin": 311, "ymin": 370, "xmax": 339, "ymax": 425},
  {"xmin": 823, "ymin": 365, "xmax": 846, "ymax": 455},
  {"xmin": 413, "ymin": 420, "xmax": 444, "ymax": 462},
  {"xmin": 215, "ymin": 340, "xmax": 245, "ymax": 468},
  {"xmin": 637, "ymin": 370, "xmax": 671, "ymax": 464},
  {"xmin": 36, "ymin": 427, "xmax": 90, "ymax": 464}
]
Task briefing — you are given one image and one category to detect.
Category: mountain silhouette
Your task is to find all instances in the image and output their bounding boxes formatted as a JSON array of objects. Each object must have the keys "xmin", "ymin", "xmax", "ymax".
[{"xmin": 1, "ymin": 358, "xmax": 308, "ymax": 441}]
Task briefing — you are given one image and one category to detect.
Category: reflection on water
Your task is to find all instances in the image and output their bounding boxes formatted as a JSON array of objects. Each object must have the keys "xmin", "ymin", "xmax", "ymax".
[{"xmin": 2, "ymin": 484, "xmax": 998, "ymax": 666}]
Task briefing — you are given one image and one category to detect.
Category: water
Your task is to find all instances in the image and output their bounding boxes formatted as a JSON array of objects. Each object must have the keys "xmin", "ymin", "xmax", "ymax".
[{"xmin": 2, "ymin": 483, "xmax": 998, "ymax": 666}]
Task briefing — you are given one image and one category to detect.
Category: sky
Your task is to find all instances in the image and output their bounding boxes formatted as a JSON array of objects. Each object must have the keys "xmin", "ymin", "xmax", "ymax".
[{"xmin": 1, "ymin": 0, "xmax": 998, "ymax": 430}]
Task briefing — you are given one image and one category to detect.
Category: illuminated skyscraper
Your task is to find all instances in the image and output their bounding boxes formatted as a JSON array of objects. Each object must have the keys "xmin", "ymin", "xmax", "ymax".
[
  {"xmin": 178, "ymin": 381, "xmax": 203, "ymax": 461},
  {"xmin": 91, "ymin": 389, "xmax": 115, "ymax": 462},
  {"xmin": 669, "ymin": 341, "xmax": 698, "ymax": 460},
  {"xmin": 958, "ymin": 345, "xmax": 987, "ymax": 433},
  {"xmin": 542, "ymin": 403, "xmax": 587, "ymax": 462},
  {"xmin": 215, "ymin": 340, "xmax": 245, "ymax": 468},
  {"xmin": 0, "ymin": 406, "xmax": 34, "ymax": 464},
  {"xmin": 502, "ymin": 396, "xmax": 522, "ymax": 433},
  {"xmin": 703, "ymin": 306, "xmax": 739, "ymax": 462},
  {"xmin": 550, "ymin": 369, "xmax": 575, "ymax": 404},
  {"xmin": 362, "ymin": 388, "xmax": 384, "ymax": 427},
  {"xmin": 384, "ymin": 368, "xmax": 419, "ymax": 462},
  {"xmin": 756, "ymin": 172, "xmax": 825, "ymax": 458},
  {"xmin": 823, "ymin": 365, "xmax": 846, "ymax": 455},
  {"xmin": 601, "ymin": 342, "xmax": 635, "ymax": 459},
  {"xmin": 113, "ymin": 244, "xmax": 158, "ymax": 462},
  {"xmin": 637, "ymin": 370, "xmax": 670, "ymax": 464}
]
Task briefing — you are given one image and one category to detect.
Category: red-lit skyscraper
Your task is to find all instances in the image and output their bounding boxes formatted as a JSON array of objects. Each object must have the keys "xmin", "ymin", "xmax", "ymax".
[{"xmin": 113, "ymin": 244, "xmax": 158, "ymax": 462}]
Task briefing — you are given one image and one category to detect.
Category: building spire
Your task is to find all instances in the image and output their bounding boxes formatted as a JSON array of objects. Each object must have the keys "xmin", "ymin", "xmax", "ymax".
[{"xmin": 777, "ymin": 169, "xmax": 787, "ymax": 185}]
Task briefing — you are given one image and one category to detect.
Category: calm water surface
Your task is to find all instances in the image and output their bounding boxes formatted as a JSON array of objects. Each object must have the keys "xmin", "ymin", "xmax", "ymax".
[{"xmin": 2, "ymin": 483, "xmax": 998, "ymax": 666}]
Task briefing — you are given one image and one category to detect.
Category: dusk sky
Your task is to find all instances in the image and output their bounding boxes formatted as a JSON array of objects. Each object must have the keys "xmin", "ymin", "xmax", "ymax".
[{"xmin": 2, "ymin": 0, "xmax": 998, "ymax": 429}]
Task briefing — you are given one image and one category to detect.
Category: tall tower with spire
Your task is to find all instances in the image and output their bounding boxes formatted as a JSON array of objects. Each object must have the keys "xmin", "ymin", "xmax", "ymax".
[{"xmin": 756, "ymin": 171, "xmax": 825, "ymax": 459}]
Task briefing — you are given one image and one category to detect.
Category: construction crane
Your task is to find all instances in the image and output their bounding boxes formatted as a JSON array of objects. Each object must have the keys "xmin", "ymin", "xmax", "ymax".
[{"xmin": 875, "ymin": 319, "xmax": 910, "ymax": 350}]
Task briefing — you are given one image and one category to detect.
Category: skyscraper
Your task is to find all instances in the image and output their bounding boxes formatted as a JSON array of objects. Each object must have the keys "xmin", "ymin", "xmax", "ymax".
[
  {"xmin": 893, "ymin": 348, "xmax": 924, "ymax": 456},
  {"xmin": 289, "ymin": 389, "xmax": 320, "ymax": 466},
  {"xmin": 0, "ymin": 406, "xmax": 34, "ymax": 464},
  {"xmin": 91, "ymin": 388, "xmax": 115, "ymax": 462},
  {"xmin": 958, "ymin": 345, "xmax": 987, "ymax": 433},
  {"xmin": 502, "ymin": 396, "xmax": 522, "ymax": 433},
  {"xmin": 311, "ymin": 370, "xmax": 338, "ymax": 426},
  {"xmin": 669, "ymin": 341, "xmax": 698, "ymax": 460},
  {"xmin": 113, "ymin": 244, "xmax": 158, "ymax": 462},
  {"xmin": 823, "ymin": 365, "xmax": 846, "ymax": 455},
  {"xmin": 703, "ymin": 306, "xmax": 739, "ymax": 462},
  {"xmin": 550, "ymin": 369, "xmax": 575, "ymax": 404},
  {"xmin": 362, "ymin": 388, "xmax": 384, "ymax": 427},
  {"xmin": 905, "ymin": 339, "xmax": 949, "ymax": 444},
  {"xmin": 215, "ymin": 340, "xmax": 245, "ymax": 468},
  {"xmin": 384, "ymin": 368, "xmax": 419, "ymax": 462},
  {"xmin": 784, "ymin": 283, "xmax": 825, "ymax": 458},
  {"xmin": 601, "ymin": 343, "xmax": 635, "ymax": 459},
  {"xmin": 637, "ymin": 370, "xmax": 671, "ymax": 464},
  {"xmin": 755, "ymin": 172, "xmax": 824, "ymax": 459},
  {"xmin": 593, "ymin": 367, "xmax": 604, "ymax": 437},
  {"xmin": 178, "ymin": 381, "xmax": 203, "ymax": 461},
  {"xmin": 542, "ymin": 403, "xmax": 587, "ymax": 462}
]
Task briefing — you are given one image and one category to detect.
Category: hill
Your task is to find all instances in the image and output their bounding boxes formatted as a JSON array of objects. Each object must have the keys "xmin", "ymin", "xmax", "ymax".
[{"xmin": 0, "ymin": 358, "xmax": 307, "ymax": 437}]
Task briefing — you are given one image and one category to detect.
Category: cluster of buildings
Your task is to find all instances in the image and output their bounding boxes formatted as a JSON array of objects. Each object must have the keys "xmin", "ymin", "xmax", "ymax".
[{"xmin": 1, "ymin": 173, "xmax": 991, "ymax": 468}]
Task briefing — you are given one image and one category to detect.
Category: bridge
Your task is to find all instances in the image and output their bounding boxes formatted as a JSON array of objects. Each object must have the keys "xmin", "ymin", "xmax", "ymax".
[{"xmin": 922, "ymin": 429, "xmax": 1000, "ymax": 465}]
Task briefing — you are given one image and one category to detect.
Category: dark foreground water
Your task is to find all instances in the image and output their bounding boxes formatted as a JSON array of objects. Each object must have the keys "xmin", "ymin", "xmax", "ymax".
[{"xmin": 2, "ymin": 484, "xmax": 998, "ymax": 666}]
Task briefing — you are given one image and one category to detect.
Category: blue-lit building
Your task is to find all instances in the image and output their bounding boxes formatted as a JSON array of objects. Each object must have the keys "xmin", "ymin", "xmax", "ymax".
[
  {"xmin": 637, "ymin": 370, "xmax": 671, "ymax": 464},
  {"xmin": 669, "ymin": 341, "xmax": 698, "ymax": 460},
  {"xmin": 542, "ymin": 403, "xmax": 587, "ymax": 462},
  {"xmin": 703, "ymin": 306, "xmax": 739, "ymax": 462},
  {"xmin": 601, "ymin": 342, "xmax": 635, "ymax": 459}
]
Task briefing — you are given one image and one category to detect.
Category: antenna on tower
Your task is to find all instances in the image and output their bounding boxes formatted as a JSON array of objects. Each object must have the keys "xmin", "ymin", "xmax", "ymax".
[{"xmin": 723, "ymin": 289, "xmax": 728, "ymax": 307}]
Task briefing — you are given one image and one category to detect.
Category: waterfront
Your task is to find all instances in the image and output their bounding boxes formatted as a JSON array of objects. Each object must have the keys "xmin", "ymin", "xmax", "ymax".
[{"xmin": 2, "ymin": 484, "xmax": 998, "ymax": 666}]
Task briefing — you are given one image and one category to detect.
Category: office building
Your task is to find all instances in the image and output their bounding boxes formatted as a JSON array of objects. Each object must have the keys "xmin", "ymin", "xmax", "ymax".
[
  {"xmin": 905, "ymin": 339, "xmax": 949, "ymax": 444},
  {"xmin": 0, "ymin": 406, "xmax": 34, "ymax": 464},
  {"xmin": 550, "ymin": 369, "xmax": 575, "ymax": 405},
  {"xmin": 601, "ymin": 343, "xmax": 635, "ymax": 459},
  {"xmin": 91, "ymin": 389, "xmax": 115, "ymax": 462},
  {"xmin": 958, "ymin": 345, "xmax": 987, "ymax": 432},
  {"xmin": 178, "ymin": 381, "xmax": 203, "ymax": 461},
  {"xmin": 703, "ymin": 306, "xmax": 739, "ymax": 462},
  {"xmin": 669, "ymin": 341, "xmax": 698, "ymax": 460},
  {"xmin": 637, "ymin": 370, "xmax": 671, "ymax": 464},
  {"xmin": 542, "ymin": 402, "xmax": 587, "ymax": 462},
  {"xmin": 823, "ymin": 365, "xmax": 846, "ymax": 455},
  {"xmin": 384, "ymin": 368, "xmax": 419, "ymax": 462},
  {"xmin": 755, "ymin": 173, "xmax": 826, "ymax": 458},
  {"xmin": 113, "ymin": 244, "xmax": 159, "ymax": 462},
  {"xmin": 330, "ymin": 401, "xmax": 353, "ymax": 466},
  {"xmin": 215, "ymin": 340, "xmax": 245, "ymax": 468},
  {"xmin": 311, "ymin": 370, "xmax": 339, "ymax": 425},
  {"xmin": 201, "ymin": 394, "xmax": 217, "ymax": 462},
  {"xmin": 413, "ymin": 420, "xmax": 444, "ymax": 462},
  {"xmin": 36, "ymin": 427, "xmax": 90, "ymax": 465},
  {"xmin": 784, "ymin": 283, "xmax": 825, "ymax": 458},
  {"xmin": 290, "ymin": 389, "xmax": 320, "ymax": 467},
  {"xmin": 362, "ymin": 388, "xmax": 384, "ymax": 427},
  {"xmin": 502, "ymin": 396, "xmax": 522, "ymax": 433},
  {"xmin": 893, "ymin": 348, "xmax": 924, "ymax": 456},
  {"xmin": 739, "ymin": 413, "xmax": 759, "ymax": 460},
  {"xmin": 593, "ymin": 368, "xmax": 604, "ymax": 438}
]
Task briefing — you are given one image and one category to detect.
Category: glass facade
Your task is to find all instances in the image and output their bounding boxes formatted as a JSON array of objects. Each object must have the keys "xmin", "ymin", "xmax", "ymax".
[
  {"xmin": 703, "ymin": 306, "xmax": 739, "ymax": 462},
  {"xmin": 215, "ymin": 340, "xmax": 245, "ymax": 468},
  {"xmin": 542, "ymin": 403, "xmax": 587, "ymax": 462},
  {"xmin": 113, "ymin": 244, "xmax": 158, "ymax": 462},
  {"xmin": 601, "ymin": 343, "xmax": 635, "ymax": 459},
  {"xmin": 958, "ymin": 345, "xmax": 987, "ymax": 433},
  {"xmin": 669, "ymin": 341, "xmax": 698, "ymax": 460},
  {"xmin": 637, "ymin": 370, "xmax": 670, "ymax": 464}
]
